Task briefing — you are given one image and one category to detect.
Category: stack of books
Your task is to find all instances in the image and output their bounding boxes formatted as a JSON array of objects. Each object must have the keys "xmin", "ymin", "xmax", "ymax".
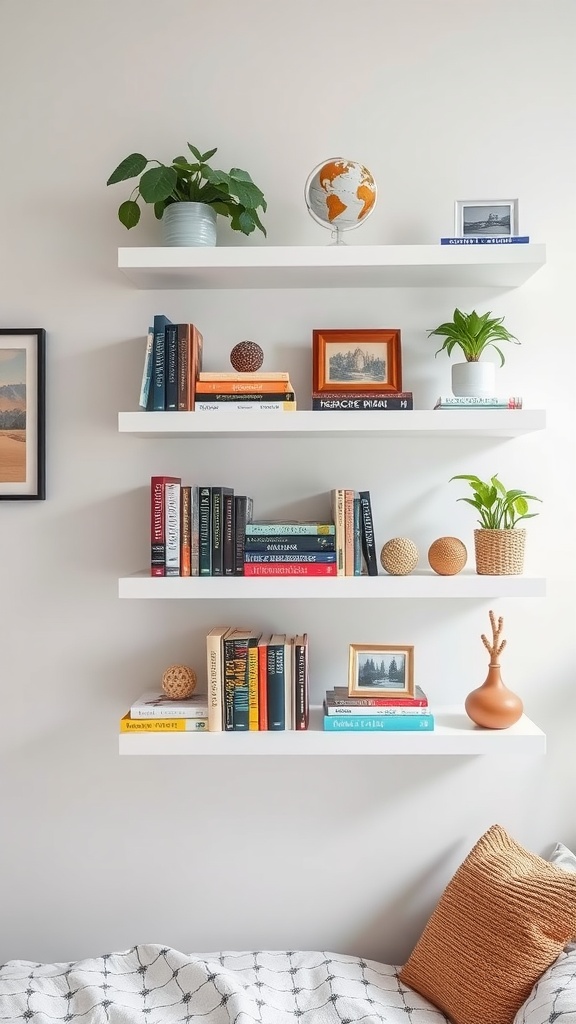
[
  {"xmin": 195, "ymin": 371, "xmax": 296, "ymax": 413},
  {"xmin": 434, "ymin": 396, "xmax": 523, "ymax": 410},
  {"xmin": 120, "ymin": 691, "xmax": 210, "ymax": 732},
  {"xmin": 322, "ymin": 686, "xmax": 434, "ymax": 731},
  {"xmin": 244, "ymin": 521, "xmax": 337, "ymax": 577},
  {"xmin": 312, "ymin": 391, "xmax": 413, "ymax": 412},
  {"xmin": 139, "ymin": 315, "xmax": 204, "ymax": 411}
]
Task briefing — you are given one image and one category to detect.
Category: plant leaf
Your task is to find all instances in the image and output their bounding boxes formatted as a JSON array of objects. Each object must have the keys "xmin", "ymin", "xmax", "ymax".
[
  {"xmin": 107, "ymin": 153, "xmax": 148, "ymax": 185},
  {"xmin": 200, "ymin": 147, "xmax": 218, "ymax": 162},
  {"xmin": 187, "ymin": 144, "xmax": 204, "ymax": 160},
  {"xmin": 139, "ymin": 165, "xmax": 178, "ymax": 203},
  {"xmin": 118, "ymin": 200, "xmax": 140, "ymax": 228}
]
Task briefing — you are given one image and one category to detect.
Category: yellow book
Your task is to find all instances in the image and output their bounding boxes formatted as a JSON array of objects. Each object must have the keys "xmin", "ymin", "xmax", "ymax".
[
  {"xmin": 248, "ymin": 637, "xmax": 260, "ymax": 731},
  {"xmin": 120, "ymin": 713, "xmax": 208, "ymax": 732}
]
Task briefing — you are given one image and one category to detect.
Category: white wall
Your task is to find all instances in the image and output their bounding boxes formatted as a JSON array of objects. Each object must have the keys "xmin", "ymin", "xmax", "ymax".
[{"xmin": 0, "ymin": 0, "xmax": 574, "ymax": 965}]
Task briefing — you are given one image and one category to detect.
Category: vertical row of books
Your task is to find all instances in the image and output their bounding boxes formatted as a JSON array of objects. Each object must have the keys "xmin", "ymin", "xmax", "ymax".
[
  {"xmin": 139, "ymin": 315, "xmax": 203, "ymax": 411},
  {"xmin": 330, "ymin": 489, "xmax": 378, "ymax": 576},
  {"xmin": 151, "ymin": 476, "xmax": 253, "ymax": 577},
  {"xmin": 120, "ymin": 629, "xmax": 310, "ymax": 735}
]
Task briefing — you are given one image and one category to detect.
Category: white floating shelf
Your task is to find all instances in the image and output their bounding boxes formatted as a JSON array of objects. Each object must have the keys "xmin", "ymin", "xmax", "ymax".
[
  {"xmin": 118, "ymin": 571, "xmax": 545, "ymax": 600},
  {"xmin": 117, "ymin": 243, "xmax": 546, "ymax": 290},
  {"xmin": 118, "ymin": 705, "xmax": 546, "ymax": 756},
  {"xmin": 118, "ymin": 409, "xmax": 546, "ymax": 439}
]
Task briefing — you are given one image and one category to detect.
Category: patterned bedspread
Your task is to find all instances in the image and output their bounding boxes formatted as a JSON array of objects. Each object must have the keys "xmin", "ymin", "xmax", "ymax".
[{"xmin": 0, "ymin": 945, "xmax": 449, "ymax": 1023}]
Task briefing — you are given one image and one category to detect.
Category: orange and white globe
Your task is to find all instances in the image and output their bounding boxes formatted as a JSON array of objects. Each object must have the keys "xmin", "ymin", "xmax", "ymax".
[{"xmin": 305, "ymin": 158, "xmax": 377, "ymax": 235}]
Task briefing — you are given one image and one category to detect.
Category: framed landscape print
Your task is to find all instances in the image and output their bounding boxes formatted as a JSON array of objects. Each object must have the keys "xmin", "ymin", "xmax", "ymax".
[
  {"xmin": 348, "ymin": 644, "xmax": 415, "ymax": 698},
  {"xmin": 0, "ymin": 329, "xmax": 46, "ymax": 500},
  {"xmin": 312, "ymin": 329, "xmax": 402, "ymax": 393}
]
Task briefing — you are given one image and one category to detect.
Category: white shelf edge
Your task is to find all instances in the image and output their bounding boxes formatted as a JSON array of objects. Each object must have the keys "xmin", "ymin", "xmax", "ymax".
[
  {"xmin": 118, "ymin": 572, "xmax": 546, "ymax": 600},
  {"xmin": 117, "ymin": 243, "xmax": 547, "ymax": 290},
  {"xmin": 118, "ymin": 409, "xmax": 546, "ymax": 439},
  {"xmin": 118, "ymin": 705, "xmax": 546, "ymax": 756}
]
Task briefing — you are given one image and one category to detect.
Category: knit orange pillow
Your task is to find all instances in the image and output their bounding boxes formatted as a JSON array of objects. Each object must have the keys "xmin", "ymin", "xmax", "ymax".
[{"xmin": 399, "ymin": 824, "xmax": 576, "ymax": 1024}]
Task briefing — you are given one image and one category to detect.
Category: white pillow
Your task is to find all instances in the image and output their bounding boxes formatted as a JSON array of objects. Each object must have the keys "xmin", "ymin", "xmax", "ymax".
[
  {"xmin": 549, "ymin": 841, "xmax": 576, "ymax": 952},
  {"xmin": 513, "ymin": 948, "xmax": 576, "ymax": 1024}
]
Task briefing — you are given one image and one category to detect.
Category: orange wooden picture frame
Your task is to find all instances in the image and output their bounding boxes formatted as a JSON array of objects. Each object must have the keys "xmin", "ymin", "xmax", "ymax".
[
  {"xmin": 348, "ymin": 644, "xmax": 415, "ymax": 698},
  {"xmin": 312, "ymin": 328, "xmax": 402, "ymax": 393}
]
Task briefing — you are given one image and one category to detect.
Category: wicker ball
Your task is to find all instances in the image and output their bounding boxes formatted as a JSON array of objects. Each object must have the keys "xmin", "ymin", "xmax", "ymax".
[
  {"xmin": 380, "ymin": 537, "xmax": 419, "ymax": 576},
  {"xmin": 428, "ymin": 536, "xmax": 468, "ymax": 576},
  {"xmin": 230, "ymin": 340, "xmax": 264, "ymax": 372},
  {"xmin": 161, "ymin": 665, "xmax": 197, "ymax": 700}
]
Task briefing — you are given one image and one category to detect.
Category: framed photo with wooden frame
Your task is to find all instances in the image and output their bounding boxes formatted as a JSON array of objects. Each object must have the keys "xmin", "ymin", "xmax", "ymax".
[
  {"xmin": 312, "ymin": 329, "xmax": 402, "ymax": 393},
  {"xmin": 0, "ymin": 329, "xmax": 46, "ymax": 500},
  {"xmin": 348, "ymin": 644, "xmax": 414, "ymax": 698}
]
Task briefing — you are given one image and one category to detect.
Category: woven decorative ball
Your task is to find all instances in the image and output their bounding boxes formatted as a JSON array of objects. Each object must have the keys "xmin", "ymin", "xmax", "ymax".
[
  {"xmin": 428, "ymin": 536, "xmax": 468, "ymax": 576},
  {"xmin": 230, "ymin": 340, "xmax": 264, "ymax": 372},
  {"xmin": 161, "ymin": 665, "xmax": 197, "ymax": 700},
  {"xmin": 380, "ymin": 537, "xmax": 419, "ymax": 576}
]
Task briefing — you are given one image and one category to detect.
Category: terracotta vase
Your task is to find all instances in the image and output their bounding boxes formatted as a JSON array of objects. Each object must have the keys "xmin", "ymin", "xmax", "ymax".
[{"xmin": 465, "ymin": 663, "xmax": 523, "ymax": 729}]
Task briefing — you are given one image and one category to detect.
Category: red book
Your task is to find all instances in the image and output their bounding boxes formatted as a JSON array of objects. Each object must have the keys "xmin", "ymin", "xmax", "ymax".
[
  {"xmin": 243, "ymin": 562, "xmax": 337, "ymax": 577},
  {"xmin": 151, "ymin": 475, "xmax": 181, "ymax": 576},
  {"xmin": 257, "ymin": 634, "xmax": 270, "ymax": 731},
  {"xmin": 325, "ymin": 685, "xmax": 428, "ymax": 707}
]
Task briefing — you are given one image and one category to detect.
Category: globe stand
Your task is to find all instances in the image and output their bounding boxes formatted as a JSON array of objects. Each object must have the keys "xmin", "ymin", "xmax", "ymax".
[{"xmin": 329, "ymin": 226, "xmax": 347, "ymax": 246}]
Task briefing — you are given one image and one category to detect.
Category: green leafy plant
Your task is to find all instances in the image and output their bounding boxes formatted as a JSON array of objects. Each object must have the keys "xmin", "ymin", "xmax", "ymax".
[
  {"xmin": 450, "ymin": 474, "xmax": 542, "ymax": 529},
  {"xmin": 106, "ymin": 143, "xmax": 267, "ymax": 236},
  {"xmin": 428, "ymin": 308, "xmax": 519, "ymax": 364}
]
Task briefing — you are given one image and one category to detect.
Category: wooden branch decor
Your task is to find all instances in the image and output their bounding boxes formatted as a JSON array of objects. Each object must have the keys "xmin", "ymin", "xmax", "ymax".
[{"xmin": 465, "ymin": 609, "xmax": 523, "ymax": 729}]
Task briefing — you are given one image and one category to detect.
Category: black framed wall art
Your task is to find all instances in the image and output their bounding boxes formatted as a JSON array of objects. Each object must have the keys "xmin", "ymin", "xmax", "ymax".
[{"xmin": 0, "ymin": 329, "xmax": 46, "ymax": 500}]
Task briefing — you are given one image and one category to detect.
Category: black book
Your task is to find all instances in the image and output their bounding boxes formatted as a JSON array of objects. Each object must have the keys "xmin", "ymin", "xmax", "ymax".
[
  {"xmin": 198, "ymin": 487, "xmax": 212, "ymax": 576},
  {"xmin": 210, "ymin": 487, "xmax": 225, "ymax": 576},
  {"xmin": 164, "ymin": 323, "xmax": 178, "ymax": 411},
  {"xmin": 234, "ymin": 495, "xmax": 254, "ymax": 575},
  {"xmin": 312, "ymin": 395, "xmax": 413, "ymax": 411},
  {"xmin": 222, "ymin": 488, "xmax": 235, "ymax": 576},
  {"xmin": 359, "ymin": 491, "xmax": 378, "ymax": 576},
  {"xmin": 294, "ymin": 633, "xmax": 309, "ymax": 731},
  {"xmin": 244, "ymin": 534, "xmax": 335, "ymax": 552},
  {"xmin": 267, "ymin": 633, "xmax": 286, "ymax": 731}
]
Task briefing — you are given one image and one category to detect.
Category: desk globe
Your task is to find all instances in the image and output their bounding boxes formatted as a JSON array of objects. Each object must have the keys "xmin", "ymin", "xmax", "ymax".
[{"xmin": 304, "ymin": 158, "xmax": 377, "ymax": 243}]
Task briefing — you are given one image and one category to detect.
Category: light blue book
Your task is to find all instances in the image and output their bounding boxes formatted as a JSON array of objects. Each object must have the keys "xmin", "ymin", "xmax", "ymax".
[
  {"xmin": 323, "ymin": 714, "xmax": 434, "ymax": 732},
  {"xmin": 138, "ymin": 327, "xmax": 154, "ymax": 409}
]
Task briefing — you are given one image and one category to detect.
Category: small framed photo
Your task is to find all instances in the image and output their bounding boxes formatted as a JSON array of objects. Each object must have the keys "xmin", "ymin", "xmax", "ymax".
[
  {"xmin": 312, "ymin": 329, "xmax": 402, "ymax": 393},
  {"xmin": 454, "ymin": 199, "xmax": 519, "ymax": 238},
  {"xmin": 0, "ymin": 329, "xmax": 46, "ymax": 500},
  {"xmin": 348, "ymin": 644, "xmax": 414, "ymax": 698}
]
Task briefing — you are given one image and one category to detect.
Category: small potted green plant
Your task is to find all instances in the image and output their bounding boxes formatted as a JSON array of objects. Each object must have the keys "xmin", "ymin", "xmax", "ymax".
[
  {"xmin": 450, "ymin": 473, "xmax": 541, "ymax": 574},
  {"xmin": 106, "ymin": 142, "xmax": 267, "ymax": 246},
  {"xmin": 428, "ymin": 308, "xmax": 520, "ymax": 398}
]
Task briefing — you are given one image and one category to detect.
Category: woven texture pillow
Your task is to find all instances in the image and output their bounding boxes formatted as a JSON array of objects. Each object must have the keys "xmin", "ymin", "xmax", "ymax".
[{"xmin": 399, "ymin": 824, "xmax": 576, "ymax": 1024}]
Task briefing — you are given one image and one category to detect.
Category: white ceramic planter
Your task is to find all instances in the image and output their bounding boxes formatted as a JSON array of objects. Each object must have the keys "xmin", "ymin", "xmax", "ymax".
[
  {"xmin": 162, "ymin": 202, "xmax": 217, "ymax": 246},
  {"xmin": 451, "ymin": 361, "xmax": 496, "ymax": 398}
]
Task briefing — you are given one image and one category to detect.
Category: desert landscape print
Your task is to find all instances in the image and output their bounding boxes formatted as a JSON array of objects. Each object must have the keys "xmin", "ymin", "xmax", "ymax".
[{"xmin": 0, "ymin": 348, "xmax": 26, "ymax": 483}]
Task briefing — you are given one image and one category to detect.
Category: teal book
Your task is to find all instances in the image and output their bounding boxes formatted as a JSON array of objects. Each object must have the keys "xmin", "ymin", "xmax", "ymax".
[
  {"xmin": 323, "ymin": 714, "xmax": 434, "ymax": 731},
  {"xmin": 152, "ymin": 313, "xmax": 172, "ymax": 411}
]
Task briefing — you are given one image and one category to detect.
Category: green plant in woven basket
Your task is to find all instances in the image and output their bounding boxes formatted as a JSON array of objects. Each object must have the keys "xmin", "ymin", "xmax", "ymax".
[
  {"xmin": 450, "ymin": 474, "xmax": 542, "ymax": 529},
  {"xmin": 429, "ymin": 309, "xmax": 520, "ymax": 364}
]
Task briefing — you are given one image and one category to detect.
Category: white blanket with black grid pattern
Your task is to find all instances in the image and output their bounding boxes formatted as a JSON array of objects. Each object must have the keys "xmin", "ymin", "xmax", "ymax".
[{"xmin": 0, "ymin": 945, "xmax": 449, "ymax": 1023}]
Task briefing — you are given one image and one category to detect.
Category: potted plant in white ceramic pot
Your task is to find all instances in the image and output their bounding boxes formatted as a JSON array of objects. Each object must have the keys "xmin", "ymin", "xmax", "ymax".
[
  {"xmin": 450, "ymin": 472, "xmax": 541, "ymax": 574},
  {"xmin": 106, "ymin": 142, "xmax": 267, "ymax": 246},
  {"xmin": 428, "ymin": 308, "xmax": 520, "ymax": 397}
]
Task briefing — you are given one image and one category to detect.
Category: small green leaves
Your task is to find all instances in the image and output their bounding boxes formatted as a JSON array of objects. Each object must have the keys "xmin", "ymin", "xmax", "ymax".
[
  {"xmin": 107, "ymin": 153, "xmax": 148, "ymax": 185},
  {"xmin": 449, "ymin": 473, "xmax": 541, "ymax": 529},
  {"xmin": 428, "ymin": 308, "xmax": 519, "ymax": 364}
]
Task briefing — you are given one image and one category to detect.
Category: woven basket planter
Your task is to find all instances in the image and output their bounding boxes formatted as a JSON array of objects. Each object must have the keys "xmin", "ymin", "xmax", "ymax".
[{"xmin": 474, "ymin": 528, "xmax": 526, "ymax": 575}]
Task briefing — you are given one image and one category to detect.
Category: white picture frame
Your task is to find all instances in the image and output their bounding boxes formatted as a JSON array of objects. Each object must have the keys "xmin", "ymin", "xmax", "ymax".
[{"xmin": 454, "ymin": 199, "xmax": 519, "ymax": 238}]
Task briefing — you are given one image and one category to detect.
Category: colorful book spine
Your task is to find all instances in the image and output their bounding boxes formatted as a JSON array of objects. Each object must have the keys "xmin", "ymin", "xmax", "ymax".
[
  {"xmin": 266, "ymin": 633, "xmax": 286, "ymax": 730},
  {"xmin": 164, "ymin": 323, "xmax": 178, "ymax": 411},
  {"xmin": 324, "ymin": 704, "xmax": 430, "ymax": 716},
  {"xmin": 150, "ymin": 475, "xmax": 181, "ymax": 577},
  {"xmin": 330, "ymin": 488, "xmax": 345, "ymax": 576},
  {"xmin": 223, "ymin": 633, "xmax": 237, "ymax": 732},
  {"xmin": 325, "ymin": 688, "xmax": 428, "ymax": 708},
  {"xmin": 246, "ymin": 523, "xmax": 335, "ymax": 537},
  {"xmin": 313, "ymin": 395, "xmax": 413, "ymax": 411},
  {"xmin": 198, "ymin": 486, "xmax": 212, "ymax": 576},
  {"xmin": 206, "ymin": 626, "xmax": 232, "ymax": 732},
  {"xmin": 138, "ymin": 327, "xmax": 154, "ymax": 410},
  {"xmin": 120, "ymin": 715, "xmax": 208, "ymax": 732},
  {"xmin": 234, "ymin": 495, "xmax": 253, "ymax": 575},
  {"xmin": 257, "ymin": 634, "xmax": 270, "ymax": 731},
  {"xmin": 231, "ymin": 633, "xmax": 251, "ymax": 731},
  {"xmin": 245, "ymin": 535, "xmax": 335, "ymax": 552},
  {"xmin": 323, "ymin": 714, "xmax": 435, "ymax": 731},
  {"xmin": 359, "ymin": 491, "xmax": 378, "ymax": 576},
  {"xmin": 353, "ymin": 494, "xmax": 362, "ymax": 576},
  {"xmin": 180, "ymin": 486, "xmax": 191, "ymax": 577},
  {"xmin": 190, "ymin": 485, "xmax": 200, "ymax": 576},
  {"xmin": 194, "ymin": 391, "xmax": 295, "ymax": 402},
  {"xmin": 199, "ymin": 372, "xmax": 291, "ymax": 381},
  {"xmin": 294, "ymin": 633, "xmax": 309, "ymax": 731},
  {"xmin": 344, "ymin": 489, "xmax": 355, "ymax": 576},
  {"xmin": 440, "ymin": 236, "xmax": 530, "ymax": 245},
  {"xmin": 195, "ymin": 401, "xmax": 296, "ymax": 413},
  {"xmin": 223, "ymin": 488, "xmax": 235, "ymax": 576},
  {"xmin": 164, "ymin": 481, "xmax": 181, "ymax": 577},
  {"xmin": 196, "ymin": 380, "xmax": 293, "ymax": 393},
  {"xmin": 248, "ymin": 635, "xmax": 260, "ymax": 731},
  {"xmin": 152, "ymin": 314, "xmax": 171, "ymax": 411},
  {"xmin": 244, "ymin": 552, "xmax": 336, "ymax": 563},
  {"xmin": 243, "ymin": 563, "xmax": 338, "ymax": 577},
  {"xmin": 434, "ymin": 396, "xmax": 523, "ymax": 409}
]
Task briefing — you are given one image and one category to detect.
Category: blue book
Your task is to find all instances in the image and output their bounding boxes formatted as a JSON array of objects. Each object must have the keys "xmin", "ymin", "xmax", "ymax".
[
  {"xmin": 323, "ymin": 714, "xmax": 434, "ymax": 731},
  {"xmin": 152, "ymin": 314, "xmax": 172, "ymax": 411},
  {"xmin": 440, "ymin": 236, "xmax": 530, "ymax": 245},
  {"xmin": 244, "ymin": 552, "xmax": 336, "ymax": 563},
  {"xmin": 138, "ymin": 327, "xmax": 154, "ymax": 410}
]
